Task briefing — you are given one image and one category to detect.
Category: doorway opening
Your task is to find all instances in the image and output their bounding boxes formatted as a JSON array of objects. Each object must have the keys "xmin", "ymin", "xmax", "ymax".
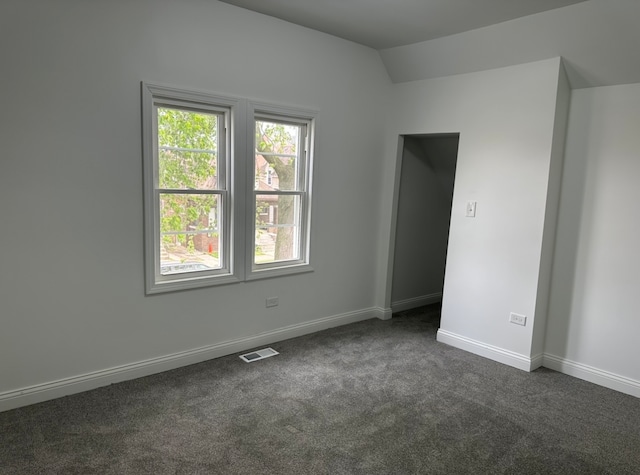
[{"xmin": 390, "ymin": 133, "xmax": 459, "ymax": 314}]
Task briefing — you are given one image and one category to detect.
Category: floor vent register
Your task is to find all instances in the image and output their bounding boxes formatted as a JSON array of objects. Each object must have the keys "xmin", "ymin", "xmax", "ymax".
[{"xmin": 239, "ymin": 347, "xmax": 279, "ymax": 363}]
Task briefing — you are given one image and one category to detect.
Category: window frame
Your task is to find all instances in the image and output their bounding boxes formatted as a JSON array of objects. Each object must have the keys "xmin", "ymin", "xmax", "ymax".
[
  {"xmin": 142, "ymin": 82, "xmax": 246, "ymax": 294},
  {"xmin": 142, "ymin": 84, "xmax": 315, "ymax": 294},
  {"xmin": 246, "ymin": 102, "xmax": 316, "ymax": 280}
]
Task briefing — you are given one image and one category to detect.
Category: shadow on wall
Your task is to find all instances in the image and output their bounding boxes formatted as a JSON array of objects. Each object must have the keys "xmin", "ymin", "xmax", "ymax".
[
  {"xmin": 391, "ymin": 134, "xmax": 459, "ymax": 313},
  {"xmin": 545, "ymin": 92, "xmax": 593, "ymax": 357}
]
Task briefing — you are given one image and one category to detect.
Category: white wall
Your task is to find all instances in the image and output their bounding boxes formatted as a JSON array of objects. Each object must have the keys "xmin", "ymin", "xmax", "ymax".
[
  {"xmin": 391, "ymin": 136, "xmax": 457, "ymax": 310},
  {"xmin": 544, "ymin": 83, "xmax": 640, "ymax": 396},
  {"xmin": 378, "ymin": 58, "xmax": 566, "ymax": 369},
  {"xmin": 531, "ymin": 62, "xmax": 571, "ymax": 358},
  {"xmin": 0, "ymin": 0, "xmax": 391, "ymax": 409},
  {"xmin": 3, "ymin": 1, "xmax": 638, "ymax": 410}
]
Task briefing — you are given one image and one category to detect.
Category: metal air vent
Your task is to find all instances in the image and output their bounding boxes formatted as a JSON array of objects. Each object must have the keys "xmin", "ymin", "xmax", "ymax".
[{"xmin": 239, "ymin": 347, "xmax": 279, "ymax": 363}]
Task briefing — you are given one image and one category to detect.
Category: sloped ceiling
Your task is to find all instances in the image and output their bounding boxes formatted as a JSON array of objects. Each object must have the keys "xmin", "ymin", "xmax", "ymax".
[
  {"xmin": 380, "ymin": 0, "xmax": 640, "ymax": 89},
  {"xmin": 218, "ymin": 0, "xmax": 586, "ymax": 49},
  {"xmin": 219, "ymin": 0, "xmax": 640, "ymax": 88},
  {"xmin": 379, "ymin": 0, "xmax": 640, "ymax": 87}
]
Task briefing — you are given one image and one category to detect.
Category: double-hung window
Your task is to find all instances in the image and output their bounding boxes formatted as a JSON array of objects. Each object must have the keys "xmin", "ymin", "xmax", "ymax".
[
  {"xmin": 142, "ymin": 84, "xmax": 242, "ymax": 293},
  {"xmin": 142, "ymin": 83, "xmax": 314, "ymax": 294},
  {"xmin": 249, "ymin": 107, "xmax": 314, "ymax": 278}
]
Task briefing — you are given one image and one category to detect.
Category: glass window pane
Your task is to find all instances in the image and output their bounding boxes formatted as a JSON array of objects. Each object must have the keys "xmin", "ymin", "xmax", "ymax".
[
  {"xmin": 160, "ymin": 193, "xmax": 222, "ymax": 273},
  {"xmin": 255, "ymin": 194, "xmax": 300, "ymax": 264},
  {"xmin": 158, "ymin": 108, "xmax": 219, "ymax": 150},
  {"xmin": 255, "ymin": 120, "xmax": 300, "ymax": 192},
  {"xmin": 158, "ymin": 107, "xmax": 219, "ymax": 190},
  {"xmin": 159, "ymin": 150, "xmax": 218, "ymax": 190}
]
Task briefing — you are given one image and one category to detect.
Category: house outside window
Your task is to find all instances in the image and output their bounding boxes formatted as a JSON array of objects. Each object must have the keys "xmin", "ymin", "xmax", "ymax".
[{"xmin": 250, "ymin": 107, "xmax": 314, "ymax": 276}]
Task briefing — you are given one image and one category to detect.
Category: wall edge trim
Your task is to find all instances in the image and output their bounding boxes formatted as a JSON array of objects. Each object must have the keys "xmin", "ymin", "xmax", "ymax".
[
  {"xmin": 391, "ymin": 293, "xmax": 442, "ymax": 313},
  {"xmin": 373, "ymin": 307, "xmax": 393, "ymax": 320},
  {"xmin": 542, "ymin": 353, "xmax": 640, "ymax": 398},
  {"xmin": 0, "ymin": 307, "xmax": 376, "ymax": 413},
  {"xmin": 436, "ymin": 329, "xmax": 536, "ymax": 372}
]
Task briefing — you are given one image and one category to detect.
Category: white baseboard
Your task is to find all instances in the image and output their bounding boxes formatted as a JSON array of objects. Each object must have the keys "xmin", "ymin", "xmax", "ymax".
[
  {"xmin": 436, "ymin": 329, "xmax": 539, "ymax": 372},
  {"xmin": 542, "ymin": 354, "xmax": 640, "ymax": 398},
  {"xmin": 373, "ymin": 307, "xmax": 393, "ymax": 320},
  {"xmin": 391, "ymin": 293, "xmax": 442, "ymax": 313},
  {"xmin": 0, "ymin": 308, "xmax": 376, "ymax": 413},
  {"xmin": 530, "ymin": 353, "xmax": 544, "ymax": 370}
]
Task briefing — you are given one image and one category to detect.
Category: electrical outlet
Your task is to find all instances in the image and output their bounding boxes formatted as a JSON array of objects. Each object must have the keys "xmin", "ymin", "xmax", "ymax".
[
  {"xmin": 509, "ymin": 312, "xmax": 526, "ymax": 326},
  {"xmin": 266, "ymin": 296, "xmax": 279, "ymax": 308}
]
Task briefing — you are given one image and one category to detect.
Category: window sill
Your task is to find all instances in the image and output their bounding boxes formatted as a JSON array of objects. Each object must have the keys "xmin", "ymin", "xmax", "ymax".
[
  {"xmin": 246, "ymin": 263, "xmax": 314, "ymax": 281},
  {"xmin": 145, "ymin": 273, "xmax": 242, "ymax": 295}
]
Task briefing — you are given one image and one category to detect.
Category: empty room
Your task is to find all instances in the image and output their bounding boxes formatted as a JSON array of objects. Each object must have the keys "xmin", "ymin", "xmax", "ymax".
[{"xmin": 1, "ymin": 0, "xmax": 639, "ymax": 473}]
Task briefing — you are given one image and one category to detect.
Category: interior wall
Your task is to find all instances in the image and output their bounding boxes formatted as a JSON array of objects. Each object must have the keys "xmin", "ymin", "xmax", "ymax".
[
  {"xmin": 3, "ymin": 0, "xmax": 638, "ymax": 410},
  {"xmin": 544, "ymin": 83, "xmax": 640, "ymax": 396},
  {"xmin": 391, "ymin": 136, "xmax": 457, "ymax": 311},
  {"xmin": 0, "ymin": 0, "xmax": 391, "ymax": 408},
  {"xmin": 530, "ymin": 62, "xmax": 571, "ymax": 358},
  {"xmin": 377, "ymin": 58, "xmax": 565, "ymax": 368}
]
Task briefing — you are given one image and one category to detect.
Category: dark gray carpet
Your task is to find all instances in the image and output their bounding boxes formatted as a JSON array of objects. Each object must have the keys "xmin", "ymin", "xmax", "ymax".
[{"xmin": 1, "ymin": 304, "xmax": 639, "ymax": 474}]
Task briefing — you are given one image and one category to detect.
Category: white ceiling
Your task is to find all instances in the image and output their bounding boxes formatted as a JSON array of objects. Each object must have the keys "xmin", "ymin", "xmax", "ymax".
[{"xmin": 218, "ymin": 0, "xmax": 587, "ymax": 49}]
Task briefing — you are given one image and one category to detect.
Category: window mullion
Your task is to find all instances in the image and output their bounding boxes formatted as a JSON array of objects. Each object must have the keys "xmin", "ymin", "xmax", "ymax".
[
  {"xmin": 253, "ymin": 190, "xmax": 302, "ymax": 196},
  {"xmin": 298, "ymin": 124, "xmax": 308, "ymax": 192},
  {"xmin": 157, "ymin": 189, "xmax": 223, "ymax": 195},
  {"xmin": 218, "ymin": 112, "xmax": 228, "ymax": 191}
]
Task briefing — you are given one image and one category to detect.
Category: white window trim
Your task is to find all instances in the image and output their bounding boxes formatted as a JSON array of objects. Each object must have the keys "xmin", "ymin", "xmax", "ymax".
[
  {"xmin": 141, "ymin": 82, "xmax": 246, "ymax": 294},
  {"xmin": 141, "ymin": 83, "xmax": 315, "ymax": 294},
  {"xmin": 246, "ymin": 101, "xmax": 316, "ymax": 281}
]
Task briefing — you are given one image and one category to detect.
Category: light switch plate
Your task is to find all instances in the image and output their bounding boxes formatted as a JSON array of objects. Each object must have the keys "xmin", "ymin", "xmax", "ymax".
[{"xmin": 466, "ymin": 201, "xmax": 477, "ymax": 217}]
